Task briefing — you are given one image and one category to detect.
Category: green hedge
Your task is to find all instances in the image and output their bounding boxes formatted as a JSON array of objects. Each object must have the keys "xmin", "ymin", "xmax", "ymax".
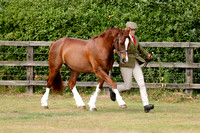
[{"xmin": 1, "ymin": 0, "xmax": 199, "ymax": 41}]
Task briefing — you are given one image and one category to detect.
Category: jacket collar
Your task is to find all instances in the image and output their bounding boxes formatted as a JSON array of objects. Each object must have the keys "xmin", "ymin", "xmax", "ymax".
[{"xmin": 129, "ymin": 34, "xmax": 135, "ymax": 43}]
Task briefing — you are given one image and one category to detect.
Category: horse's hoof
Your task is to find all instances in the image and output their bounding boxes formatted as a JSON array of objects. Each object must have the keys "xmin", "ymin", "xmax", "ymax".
[
  {"xmin": 120, "ymin": 104, "xmax": 127, "ymax": 109},
  {"xmin": 90, "ymin": 108, "xmax": 97, "ymax": 112},
  {"xmin": 78, "ymin": 106, "xmax": 86, "ymax": 109},
  {"xmin": 42, "ymin": 106, "xmax": 49, "ymax": 109}
]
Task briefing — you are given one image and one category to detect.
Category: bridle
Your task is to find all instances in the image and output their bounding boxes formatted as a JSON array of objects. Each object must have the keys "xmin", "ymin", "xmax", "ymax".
[{"xmin": 114, "ymin": 35, "xmax": 128, "ymax": 55}]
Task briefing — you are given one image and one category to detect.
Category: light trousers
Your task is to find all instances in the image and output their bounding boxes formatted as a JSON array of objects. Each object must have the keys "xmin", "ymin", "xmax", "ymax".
[{"xmin": 117, "ymin": 60, "xmax": 149, "ymax": 106}]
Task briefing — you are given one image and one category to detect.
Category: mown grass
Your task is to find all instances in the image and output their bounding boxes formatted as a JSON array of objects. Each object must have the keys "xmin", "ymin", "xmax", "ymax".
[{"xmin": 0, "ymin": 94, "xmax": 200, "ymax": 133}]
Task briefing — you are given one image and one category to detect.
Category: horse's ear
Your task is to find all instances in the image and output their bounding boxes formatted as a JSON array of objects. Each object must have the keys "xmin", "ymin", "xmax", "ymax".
[
  {"xmin": 123, "ymin": 27, "xmax": 130, "ymax": 35},
  {"xmin": 117, "ymin": 27, "xmax": 123, "ymax": 35}
]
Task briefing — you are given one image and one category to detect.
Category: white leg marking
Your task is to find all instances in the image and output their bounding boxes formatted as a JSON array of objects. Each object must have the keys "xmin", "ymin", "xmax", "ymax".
[
  {"xmin": 113, "ymin": 89, "xmax": 126, "ymax": 106},
  {"xmin": 88, "ymin": 84, "xmax": 101, "ymax": 111},
  {"xmin": 41, "ymin": 88, "xmax": 50, "ymax": 107},
  {"xmin": 72, "ymin": 86, "xmax": 85, "ymax": 107},
  {"xmin": 125, "ymin": 38, "xmax": 129, "ymax": 62}
]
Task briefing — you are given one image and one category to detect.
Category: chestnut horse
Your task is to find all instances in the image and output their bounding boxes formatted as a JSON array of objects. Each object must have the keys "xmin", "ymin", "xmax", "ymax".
[{"xmin": 41, "ymin": 27, "xmax": 130, "ymax": 111}]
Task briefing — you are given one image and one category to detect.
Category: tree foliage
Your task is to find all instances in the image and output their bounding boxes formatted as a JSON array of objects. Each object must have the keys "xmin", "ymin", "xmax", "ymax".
[{"xmin": 1, "ymin": 0, "xmax": 199, "ymax": 41}]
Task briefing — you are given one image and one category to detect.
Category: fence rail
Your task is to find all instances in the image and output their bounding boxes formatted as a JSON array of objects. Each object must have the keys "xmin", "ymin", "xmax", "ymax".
[
  {"xmin": 1, "ymin": 80, "xmax": 200, "ymax": 89},
  {"xmin": 0, "ymin": 61, "xmax": 200, "ymax": 68},
  {"xmin": 0, "ymin": 41, "xmax": 200, "ymax": 94},
  {"xmin": 1, "ymin": 41, "xmax": 200, "ymax": 47}
]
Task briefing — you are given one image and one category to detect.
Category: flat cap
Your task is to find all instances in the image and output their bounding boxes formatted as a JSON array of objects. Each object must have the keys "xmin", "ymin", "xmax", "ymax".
[{"xmin": 126, "ymin": 22, "xmax": 138, "ymax": 29}]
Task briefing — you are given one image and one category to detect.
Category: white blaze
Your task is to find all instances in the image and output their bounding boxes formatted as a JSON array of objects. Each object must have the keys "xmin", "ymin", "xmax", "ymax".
[{"xmin": 125, "ymin": 38, "xmax": 129, "ymax": 62}]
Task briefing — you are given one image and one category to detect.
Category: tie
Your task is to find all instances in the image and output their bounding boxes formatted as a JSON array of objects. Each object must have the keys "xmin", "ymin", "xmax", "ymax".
[{"xmin": 132, "ymin": 36, "xmax": 136, "ymax": 45}]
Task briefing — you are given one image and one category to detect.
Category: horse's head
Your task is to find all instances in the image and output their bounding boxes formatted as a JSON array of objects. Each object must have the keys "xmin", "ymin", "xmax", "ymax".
[{"xmin": 113, "ymin": 28, "xmax": 130, "ymax": 64}]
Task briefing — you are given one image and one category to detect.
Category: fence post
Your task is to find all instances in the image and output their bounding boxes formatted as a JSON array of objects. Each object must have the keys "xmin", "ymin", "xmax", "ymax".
[
  {"xmin": 185, "ymin": 46, "xmax": 193, "ymax": 95},
  {"xmin": 26, "ymin": 45, "xmax": 34, "ymax": 94}
]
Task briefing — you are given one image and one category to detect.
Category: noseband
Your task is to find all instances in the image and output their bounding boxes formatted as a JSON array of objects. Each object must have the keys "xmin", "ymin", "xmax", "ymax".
[{"xmin": 115, "ymin": 35, "xmax": 128, "ymax": 54}]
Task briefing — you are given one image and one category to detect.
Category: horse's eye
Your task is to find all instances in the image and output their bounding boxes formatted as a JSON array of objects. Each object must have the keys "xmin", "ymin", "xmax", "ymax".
[{"xmin": 120, "ymin": 42, "xmax": 123, "ymax": 45}]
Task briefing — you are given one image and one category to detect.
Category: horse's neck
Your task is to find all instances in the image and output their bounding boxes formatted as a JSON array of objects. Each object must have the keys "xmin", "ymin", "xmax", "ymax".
[{"xmin": 98, "ymin": 36, "xmax": 114, "ymax": 52}]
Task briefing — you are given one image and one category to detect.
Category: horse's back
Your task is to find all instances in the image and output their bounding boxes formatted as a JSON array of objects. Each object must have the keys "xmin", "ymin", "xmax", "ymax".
[{"xmin": 50, "ymin": 38, "xmax": 90, "ymax": 54}]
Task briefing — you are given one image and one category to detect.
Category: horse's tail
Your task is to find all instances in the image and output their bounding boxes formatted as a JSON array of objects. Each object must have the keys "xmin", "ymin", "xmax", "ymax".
[{"xmin": 52, "ymin": 71, "xmax": 64, "ymax": 93}]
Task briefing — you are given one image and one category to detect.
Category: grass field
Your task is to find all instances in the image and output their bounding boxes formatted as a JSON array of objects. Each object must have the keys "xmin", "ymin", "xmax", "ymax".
[{"xmin": 0, "ymin": 94, "xmax": 200, "ymax": 133}]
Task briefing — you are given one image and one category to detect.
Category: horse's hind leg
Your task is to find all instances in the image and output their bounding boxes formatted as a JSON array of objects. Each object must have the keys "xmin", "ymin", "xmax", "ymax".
[
  {"xmin": 88, "ymin": 79, "xmax": 104, "ymax": 111},
  {"xmin": 41, "ymin": 63, "xmax": 62, "ymax": 109},
  {"xmin": 68, "ymin": 70, "xmax": 86, "ymax": 108},
  {"xmin": 41, "ymin": 87, "xmax": 50, "ymax": 109}
]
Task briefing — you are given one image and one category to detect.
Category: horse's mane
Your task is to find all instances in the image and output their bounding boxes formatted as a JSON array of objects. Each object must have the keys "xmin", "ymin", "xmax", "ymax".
[{"xmin": 90, "ymin": 28, "xmax": 117, "ymax": 40}]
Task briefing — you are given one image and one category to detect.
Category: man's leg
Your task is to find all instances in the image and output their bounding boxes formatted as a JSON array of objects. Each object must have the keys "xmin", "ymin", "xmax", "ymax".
[{"xmin": 132, "ymin": 60, "xmax": 154, "ymax": 113}]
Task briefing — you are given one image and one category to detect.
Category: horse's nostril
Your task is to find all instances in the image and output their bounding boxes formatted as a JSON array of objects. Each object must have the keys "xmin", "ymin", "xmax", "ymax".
[{"xmin": 122, "ymin": 58, "xmax": 126, "ymax": 63}]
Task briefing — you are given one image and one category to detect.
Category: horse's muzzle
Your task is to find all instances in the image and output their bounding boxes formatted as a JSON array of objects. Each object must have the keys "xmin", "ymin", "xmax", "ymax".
[
  {"xmin": 122, "ymin": 58, "xmax": 126, "ymax": 63},
  {"xmin": 120, "ymin": 56, "xmax": 127, "ymax": 64}
]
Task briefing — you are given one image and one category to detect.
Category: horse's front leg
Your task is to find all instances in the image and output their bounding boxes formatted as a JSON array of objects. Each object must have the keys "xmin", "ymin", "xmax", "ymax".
[
  {"xmin": 95, "ymin": 68, "xmax": 127, "ymax": 109},
  {"xmin": 88, "ymin": 80, "xmax": 104, "ymax": 111}
]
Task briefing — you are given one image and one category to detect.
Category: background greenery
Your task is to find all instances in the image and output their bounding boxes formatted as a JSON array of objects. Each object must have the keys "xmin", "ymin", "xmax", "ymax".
[{"xmin": 0, "ymin": 0, "xmax": 199, "ymax": 95}]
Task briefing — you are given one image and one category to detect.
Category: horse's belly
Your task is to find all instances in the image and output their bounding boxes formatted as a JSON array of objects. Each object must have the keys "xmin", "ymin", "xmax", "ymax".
[
  {"xmin": 65, "ymin": 57, "xmax": 93, "ymax": 73},
  {"xmin": 69, "ymin": 64, "xmax": 93, "ymax": 73}
]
